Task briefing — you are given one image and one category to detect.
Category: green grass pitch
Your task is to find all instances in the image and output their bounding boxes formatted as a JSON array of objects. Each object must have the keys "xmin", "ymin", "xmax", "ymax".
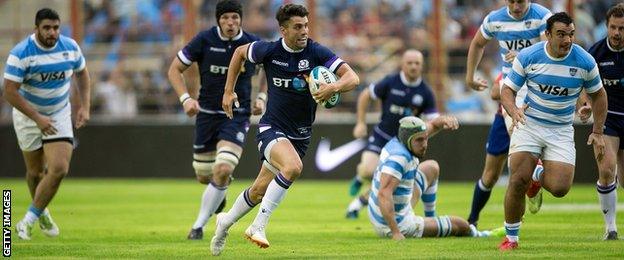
[{"xmin": 4, "ymin": 178, "xmax": 623, "ymax": 258}]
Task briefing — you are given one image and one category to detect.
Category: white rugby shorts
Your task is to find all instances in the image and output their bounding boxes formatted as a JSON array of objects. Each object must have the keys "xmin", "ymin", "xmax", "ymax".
[
  {"xmin": 369, "ymin": 212, "xmax": 425, "ymax": 238},
  {"xmin": 509, "ymin": 119, "xmax": 575, "ymax": 165},
  {"xmin": 12, "ymin": 104, "xmax": 73, "ymax": 151}
]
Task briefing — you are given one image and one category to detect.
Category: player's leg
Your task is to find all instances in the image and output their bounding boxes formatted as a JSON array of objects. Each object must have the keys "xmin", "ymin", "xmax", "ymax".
[
  {"xmin": 32, "ymin": 142, "xmax": 72, "ymax": 213},
  {"xmin": 535, "ymin": 124, "xmax": 576, "ymax": 204},
  {"xmin": 501, "ymin": 152, "xmax": 537, "ymax": 249},
  {"xmin": 22, "ymin": 149, "xmax": 45, "ymax": 199},
  {"xmin": 211, "ymin": 164, "xmax": 274, "ymax": 256},
  {"xmin": 18, "ymin": 141, "xmax": 72, "ymax": 239},
  {"xmin": 189, "ymin": 141, "xmax": 242, "ymax": 240},
  {"xmin": 16, "ymin": 149, "xmax": 45, "ymax": 240},
  {"xmin": 414, "ymin": 160, "xmax": 439, "ymax": 217},
  {"xmin": 594, "ymin": 134, "xmax": 619, "ymax": 240},
  {"xmin": 346, "ymin": 151, "xmax": 379, "ymax": 218},
  {"xmin": 422, "ymin": 215, "xmax": 487, "ymax": 237},
  {"xmin": 468, "ymin": 114, "xmax": 509, "ymax": 226},
  {"xmin": 245, "ymin": 138, "xmax": 303, "ymax": 248},
  {"xmin": 14, "ymin": 107, "xmax": 71, "ymax": 240},
  {"xmin": 187, "ymin": 150, "xmax": 215, "ymax": 239}
]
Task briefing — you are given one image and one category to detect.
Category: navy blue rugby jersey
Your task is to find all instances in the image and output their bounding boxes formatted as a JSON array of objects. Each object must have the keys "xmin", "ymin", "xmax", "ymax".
[
  {"xmin": 588, "ymin": 38, "xmax": 624, "ymax": 115},
  {"xmin": 247, "ymin": 38, "xmax": 345, "ymax": 139},
  {"xmin": 177, "ymin": 26, "xmax": 260, "ymax": 114},
  {"xmin": 369, "ymin": 72, "xmax": 438, "ymax": 137}
]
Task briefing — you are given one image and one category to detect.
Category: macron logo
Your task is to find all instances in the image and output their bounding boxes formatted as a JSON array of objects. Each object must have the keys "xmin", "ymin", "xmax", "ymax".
[{"xmin": 315, "ymin": 138, "xmax": 366, "ymax": 172}]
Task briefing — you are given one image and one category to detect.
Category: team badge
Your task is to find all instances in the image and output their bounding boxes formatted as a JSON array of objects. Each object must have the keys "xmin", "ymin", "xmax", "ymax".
[
  {"xmin": 569, "ymin": 68, "xmax": 578, "ymax": 76},
  {"xmin": 524, "ymin": 21, "xmax": 532, "ymax": 29},
  {"xmin": 412, "ymin": 94, "xmax": 423, "ymax": 106},
  {"xmin": 237, "ymin": 132, "xmax": 245, "ymax": 143},
  {"xmin": 63, "ymin": 52, "xmax": 69, "ymax": 60},
  {"xmin": 298, "ymin": 59, "xmax": 309, "ymax": 71}
]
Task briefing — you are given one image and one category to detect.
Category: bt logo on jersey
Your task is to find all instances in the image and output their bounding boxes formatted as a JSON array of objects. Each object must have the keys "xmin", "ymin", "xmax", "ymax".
[
  {"xmin": 603, "ymin": 78, "xmax": 621, "ymax": 87},
  {"xmin": 210, "ymin": 65, "xmax": 228, "ymax": 74},
  {"xmin": 272, "ymin": 77, "xmax": 292, "ymax": 88}
]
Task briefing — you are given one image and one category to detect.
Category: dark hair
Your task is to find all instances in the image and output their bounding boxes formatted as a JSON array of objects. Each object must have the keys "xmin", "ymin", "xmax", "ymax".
[
  {"xmin": 35, "ymin": 8, "xmax": 60, "ymax": 26},
  {"xmin": 215, "ymin": 0, "xmax": 243, "ymax": 22},
  {"xmin": 546, "ymin": 12, "xmax": 574, "ymax": 33},
  {"xmin": 275, "ymin": 4, "xmax": 309, "ymax": 27},
  {"xmin": 606, "ymin": 3, "xmax": 624, "ymax": 24}
]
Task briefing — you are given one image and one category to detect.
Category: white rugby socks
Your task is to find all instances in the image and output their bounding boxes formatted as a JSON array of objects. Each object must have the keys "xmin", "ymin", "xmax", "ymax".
[
  {"xmin": 597, "ymin": 181, "xmax": 618, "ymax": 232},
  {"xmin": 192, "ymin": 182, "xmax": 227, "ymax": 229},
  {"xmin": 251, "ymin": 173, "xmax": 292, "ymax": 229}
]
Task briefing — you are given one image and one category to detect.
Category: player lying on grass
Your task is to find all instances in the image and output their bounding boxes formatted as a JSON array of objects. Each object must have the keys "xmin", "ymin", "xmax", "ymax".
[{"xmin": 368, "ymin": 116, "xmax": 503, "ymax": 239}]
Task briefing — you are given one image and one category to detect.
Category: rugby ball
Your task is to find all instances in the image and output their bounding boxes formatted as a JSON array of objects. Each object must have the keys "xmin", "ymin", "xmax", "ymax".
[{"xmin": 308, "ymin": 66, "xmax": 341, "ymax": 109}]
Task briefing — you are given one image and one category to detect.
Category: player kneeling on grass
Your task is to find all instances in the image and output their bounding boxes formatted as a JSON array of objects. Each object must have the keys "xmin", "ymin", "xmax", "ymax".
[{"xmin": 368, "ymin": 116, "xmax": 503, "ymax": 240}]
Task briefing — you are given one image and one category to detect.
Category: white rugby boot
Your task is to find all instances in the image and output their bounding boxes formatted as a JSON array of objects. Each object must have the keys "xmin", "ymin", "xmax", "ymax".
[
  {"xmin": 39, "ymin": 210, "xmax": 60, "ymax": 237},
  {"xmin": 244, "ymin": 224, "xmax": 269, "ymax": 248},
  {"xmin": 210, "ymin": 213, "xmax": 232, "ymax": 256}
]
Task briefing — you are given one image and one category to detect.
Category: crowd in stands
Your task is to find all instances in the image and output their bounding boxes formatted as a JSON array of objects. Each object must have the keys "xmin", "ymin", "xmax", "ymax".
[{"xmin": 0, "ymin": 0, "xmax": 619, "ymax": 123}]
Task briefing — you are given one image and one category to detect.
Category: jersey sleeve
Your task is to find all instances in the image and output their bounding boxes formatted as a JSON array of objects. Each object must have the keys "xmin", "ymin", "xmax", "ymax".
[
  {"xmin": 503, "ymin": 54, "xmax": 528, "ymax": 91},
  {"xmin": 479, "ymin": 14, "xmax": 495, "ymax": 40},
  {"xmin": 538, "ymin": 9, "xmax": 552, "ymax": 35},
  {"xmin": 177, "ymin": 32, "xmax": 205, "ymax": 66},
  {"xmin": 369, "ymin": 76, "xmax": 391, "ymax": 100},
  {"xmin": 380, "ymin": 154, "xmax": 410, "ymax": 181},
  {"xmin": 422, "ymin": 87, "xmax": 439, "ymax": 119},
  {"xmin": 73, "ymin": 42, "xmax": 86, "ymax": 72},
  {"xmin": 246, "ymin": 40, "xmax": 272, "ymax": 64},
  {"xmin": 4, "ymin": 48, "xmax": 27, "ymax": 83},
  {"xmin": 315, "ymin": 43, "xmax": 345, "ymax": 74},
  {"xmin": 584, "ymin": 64, "xmax": 603, "ymax": 93}
]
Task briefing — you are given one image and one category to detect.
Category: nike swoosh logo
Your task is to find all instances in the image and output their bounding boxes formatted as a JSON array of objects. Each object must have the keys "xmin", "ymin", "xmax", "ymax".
[{"xmin": 315, "ymin": 138, "xmax": 366, "ymax": 172}]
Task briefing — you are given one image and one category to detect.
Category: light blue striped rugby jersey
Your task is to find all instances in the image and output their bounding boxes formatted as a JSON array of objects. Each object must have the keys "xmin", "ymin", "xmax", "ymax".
[
  {"xmin": 4, "ymin": 34, "xmax": 86, "ymax": 115},
  {"xmin": 368, "ymin": 138, "xmax": 427, "ymax": 226},
  {"xmin": 503, "ymin": 41, "xmax": 603, "ymax": 126},
  {"xmin": 480, "ymin": 3, "xmax": 551, "ymax": 77}
]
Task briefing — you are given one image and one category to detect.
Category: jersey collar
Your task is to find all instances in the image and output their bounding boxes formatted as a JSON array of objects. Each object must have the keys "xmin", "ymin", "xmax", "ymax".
[
  {"xmin": 607, "ymin": 38, "xmax": 624, "ymax": 52},
  {"xmin": 506, "ymin": 4, "xmax": 531, "ymax": 21},
  {"xmin": 31, "ymin": 34, "xmax": 57, "ymax": 51},
  {"xmin": 281, "ymin": 38, "xmax": 304, "ymax": 53},
  {"xmin": 400, "ymin": 71, "xmax": 422, "ymax": 87},
  {"xmin": 217, "ymin": 27, "xmax": 243, "ymax": 41}
]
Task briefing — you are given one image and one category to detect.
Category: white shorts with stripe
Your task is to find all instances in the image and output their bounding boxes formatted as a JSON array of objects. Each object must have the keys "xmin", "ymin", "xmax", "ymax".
[
  {"xmin": 12, "ymin": 104, "xmax": 73, "ymax": 151},
  {"xmin": 509, "ymin": 119, "xmax": 575, "ymax": 165},
  {"xmin": 368, "ymin": 212, "xmax": 425, "ymax": 238}
]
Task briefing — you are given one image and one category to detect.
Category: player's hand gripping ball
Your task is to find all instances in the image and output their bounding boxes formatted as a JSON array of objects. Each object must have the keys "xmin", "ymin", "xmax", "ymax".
[{"xmin": 308, "ymin": 66, "xmax": 341, "ymax": 108}]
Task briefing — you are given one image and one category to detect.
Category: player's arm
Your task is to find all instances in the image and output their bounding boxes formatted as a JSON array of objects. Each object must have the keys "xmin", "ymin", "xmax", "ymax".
[
  {"xmin": 73, "ymin": 67, "xmax": 91, "ymax": 128},
  {"xmin": 490, "ymin": 73, "xmax": 503, "ymax": 100},
  {"xmin": 312, "ymin": 63, "xmax": 360, "ymax": 102},
  {"xmin": 70, "ymin": 83, "xmax": 82, "ymax": 126},
  {"xmin": 353, "ymin": 88, "xmax": 372, "ymax": 139},
  {"xmin": 587, "ymin": 87, "xmax": 608, "ymax": 161},
  {"xmin": 222, "ymin": 43, "xmax": 250, "ymax": 119},
  {"xmin": 576, "ymin": 89, "xmax": 592, "ymax": 123},
  {"xmin": 425, "ymin": 115, "xmax": 459, "ymax": 138},
  {"xmin": 378, "ymin": 173, "xmax": 404, "ymax": 240},
  {"xmin": 3, "ymin": 79, "xmax": 57, "ymax": 135},
  {"xmin": 588, "ymin": 88, "xmax": 607, "ymax": 132},
  {"xmin": 252, "ymin": 66, "xmax": 268, "ymax": 115},
  {"xmin": 168, "ymin": 57, "xmax": 200, "ymax": 117},
  {"xmin": 500, "ymin": 84, "xmax": 525, "ymax": 128},
  {"xmin": 465, "ymin": 31, "xmax": 490, "ymax": 91}
]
